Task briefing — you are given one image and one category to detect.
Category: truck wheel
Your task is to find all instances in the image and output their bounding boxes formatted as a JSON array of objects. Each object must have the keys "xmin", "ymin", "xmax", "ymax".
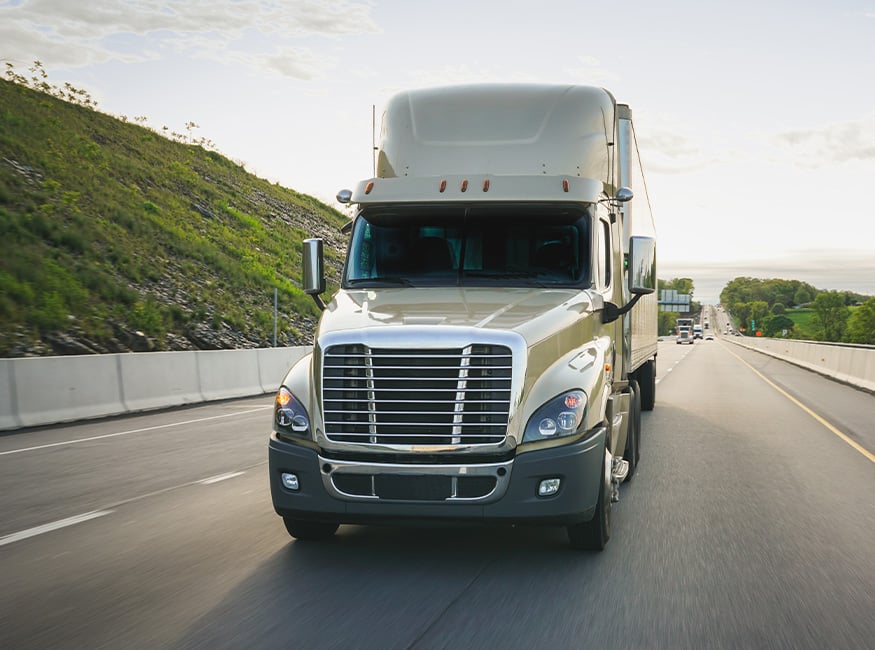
[
  {"xmin": 637, "ymin": 359, "xmax": 656, "ymax": 411},
  {"xmin": 283, "ymin": 518, "xmax": 339, "ymax": 541},
  {"xmin": 623, "ymin": 380, "xmax": 641, "ymax": 481},
  {"xmin": 567, "ymin": 447, "xmax": 612, "ymax": 551}
]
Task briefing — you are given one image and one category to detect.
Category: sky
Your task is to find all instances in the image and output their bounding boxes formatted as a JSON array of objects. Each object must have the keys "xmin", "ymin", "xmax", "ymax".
[{"xmin": 2, "ymin": 0, "xmax": 874, "ymax": 304}]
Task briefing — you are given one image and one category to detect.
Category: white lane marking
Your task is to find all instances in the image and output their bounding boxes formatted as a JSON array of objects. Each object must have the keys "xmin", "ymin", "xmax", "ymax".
[
  {"xmin": 0, "ymin": 463, "xmax": 262, "ymax": 548},
  {"xmin": 199, "ymin": 471, "xmax": 244, "ymax": 485},
  {"xmin": 0, "ymin": 406, "xmax": 270, "ymax": 457},
  {"xmin": 0, "ymin": 510, "xmax": 114, "ymax": 547}
]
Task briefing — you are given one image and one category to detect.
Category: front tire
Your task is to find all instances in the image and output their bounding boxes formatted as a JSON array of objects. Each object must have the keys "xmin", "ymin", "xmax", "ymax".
[
  {"xmin": 567, "ymin": 447, "xmax": 612, "ymax": 551},
  {"xmin": 283, "ymin": 518, "xmax": 339, "ymax": 541}
]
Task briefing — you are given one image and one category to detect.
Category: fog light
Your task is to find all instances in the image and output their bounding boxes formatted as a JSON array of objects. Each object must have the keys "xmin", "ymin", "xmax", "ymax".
[
  {"xmin": 538, "ymin": 478, "xmax": 561, "ymax": 496},
  {"xmin": 281, "ymin": 472, "xmax": 300, "ymax": 491}
]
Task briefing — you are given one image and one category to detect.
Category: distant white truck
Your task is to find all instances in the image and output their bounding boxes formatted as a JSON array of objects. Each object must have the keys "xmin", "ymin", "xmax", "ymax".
[
  {"xmin": 693, "ymin": 324, "xmax": 703, "ymax": 339},
  {"xmin": 270, "ymin": 84, "xmax": 658, "ymax": 551}
]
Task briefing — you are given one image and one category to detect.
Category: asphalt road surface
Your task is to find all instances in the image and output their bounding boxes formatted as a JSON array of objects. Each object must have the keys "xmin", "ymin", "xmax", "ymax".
[{"xmin": 1, "ymin": 339, "xmax": 873, "ymax": 649}]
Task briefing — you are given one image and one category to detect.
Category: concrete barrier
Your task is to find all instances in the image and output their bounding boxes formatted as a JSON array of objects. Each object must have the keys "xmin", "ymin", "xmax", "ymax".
[
  {"xmin": 197, "ymin": 349, "xmax": 263, "ymax": 402},
  {"xmin": 726, "ymin": 336, "xmax": 875, "ymax": 394},
  {"xmin": 119, "ymin": 351, "xmax": 203, "ymax": 413},
  {"xmin": 0, "ymin": 346, "xmax": 310, "ymax": 431},
  {"xmin": 12, "ymin": 354, "xmax": 125, "ymax": 428},
  {"xmin": 0, "ymin": 360, "xmax": 20, "ymax": 430},
  {"xmin": 257, "ymin": 347, "xmax": 310, "ymax": 393}
]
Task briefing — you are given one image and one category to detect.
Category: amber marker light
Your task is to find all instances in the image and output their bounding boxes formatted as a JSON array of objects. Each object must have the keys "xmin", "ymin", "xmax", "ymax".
[
  {"xmin": 365, "ymin": 181, "xmax": 374, "ymax": 194},
  {"xmin": 439, "ymin": 179, "xmax": 447, "ymax": 192},
  {"xmin": 460, "ymin": 179, "xmax": 468, "ymax": 192},
  {"xmin": 482, "ymin": 179, "xmax": 490, "ymax": 192},
  {"xmin": 562, "ymin": 178, "xmax": 570, "ymax": 192}
]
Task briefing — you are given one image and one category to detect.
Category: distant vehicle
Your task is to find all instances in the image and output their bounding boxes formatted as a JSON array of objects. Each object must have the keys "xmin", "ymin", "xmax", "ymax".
[
  {"xmin": 677, "ymin": 329, "xmax": 693, "ymax": 344},
  {"xmin": 676, "ymin": 317, "xmax": 694, "ymax": 335},
  {"xmin": 705, "ymin": 333, "xmax": 714, "ymax": 341},
  {"xmin": 693, "ymin": 324, "xmax": 703, "ymax": 339}
]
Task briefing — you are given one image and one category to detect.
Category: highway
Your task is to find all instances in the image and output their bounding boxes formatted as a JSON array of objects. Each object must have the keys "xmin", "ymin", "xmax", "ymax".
[{"xmin": 1, "ymin": 338, "xmax": 873, "ymax": 649}]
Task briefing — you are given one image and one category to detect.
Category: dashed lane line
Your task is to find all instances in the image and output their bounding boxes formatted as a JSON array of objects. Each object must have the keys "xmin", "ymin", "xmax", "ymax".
[
  {"xmin": 198, "ymin": 471, "xmax": 245, "ymax": 485},
  {"xmin": 0, "ymin": 406, "xmax": 271, "ymax": 457},
  {"xmin": 0, "ymin": 510, "xmax": 114, "ymax": 547},
  {"xmin": 0, "ymin": 463, "xmax": 262, "ymax": 546}
]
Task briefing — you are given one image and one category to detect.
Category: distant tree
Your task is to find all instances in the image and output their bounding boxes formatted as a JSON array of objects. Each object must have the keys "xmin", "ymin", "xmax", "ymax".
[
  {"xmin": 840, "ymin": 291, "xmax": 867, "ymax": 306},
  {"xmin": 794, "ymin": 287, "xmax": 812, "ymax": 305},
  {"xmin": 846, "ymin": 298, "xmax": 875, "ymax": 344},
  {"xmin": 812, "ymin": 291, "xmax": 850, "ymax": 341},
  {"xmin": 670, "ymin": 278, "xmax": 694, "ymax": 296},
  {"xmin": 657, "ymin": 310, "xmax": 676, "ymax": 336},
  {"xmin": 763, "ymin": 314, "xmax": 795, "ymax": 338},
  {"xmin": 721, "ymin": 277, "xmax": 755, "ymax": 305},
  {"xmin": 771, "ymin": 302, "xmax": 786, "ymax": 315},
  {"xmin": 721, "ymin": 277, "xmax": 819, "ymax": 309},
  {"xmin": 749, "ymin": 301, "xmax": 770, "ymax": 333},
  {"xmin": 731, "ymin": 302, "xmax": 751, "ymax": 330}
]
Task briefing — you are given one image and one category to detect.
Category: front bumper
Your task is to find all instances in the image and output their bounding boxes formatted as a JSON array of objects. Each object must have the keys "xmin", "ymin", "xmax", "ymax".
[{"xmin": 269, "ymin": 427, "xmax": 606, "ymax": 526}]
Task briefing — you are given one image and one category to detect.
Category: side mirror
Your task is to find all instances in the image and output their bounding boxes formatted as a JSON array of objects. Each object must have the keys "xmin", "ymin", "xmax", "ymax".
[
  {"xmin": 615, "ymin": 186, "xmax": 634, "ymax": 203},
  {"xmin": 603, "ymin": 236, "xmax": 656, "ymax": 324},
  {"xmin": 628, "ymin": 236, "xmax": 656, "ymax": 295},
  {"xmin": 302, "ymin": 238, "xmax": 327, "ymax": 310}
]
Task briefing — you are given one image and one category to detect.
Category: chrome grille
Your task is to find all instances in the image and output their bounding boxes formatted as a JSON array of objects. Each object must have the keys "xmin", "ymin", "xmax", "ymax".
[{"xmin": 322, "ymin": 344, "xmax": 512, "ymax": 445}]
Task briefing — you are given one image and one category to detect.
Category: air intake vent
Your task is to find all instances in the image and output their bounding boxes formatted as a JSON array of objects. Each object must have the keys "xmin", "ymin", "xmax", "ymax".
[{"xmin": 323, "ymin": 344, "xmax": 512, "ymax": 446}]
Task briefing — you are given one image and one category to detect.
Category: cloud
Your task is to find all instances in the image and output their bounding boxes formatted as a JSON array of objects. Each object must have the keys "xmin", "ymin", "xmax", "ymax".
[
  {"xmin": 662, "ymin": 249, "xmax": 875, "ymax": 303},
  {"xmin": 0, "ymin": 0, "xmax": 378, "ymax": 77},
  {"xmin": 256, "ymin": 47, "xmax": 333, "ymax": 81},
  {"xmin": 775, "ymin": 114, "xmax": 875, "ymax": 166},
  {"xmin": 636, "ymin": 129, "xmax": 713, "ymax": 174}
]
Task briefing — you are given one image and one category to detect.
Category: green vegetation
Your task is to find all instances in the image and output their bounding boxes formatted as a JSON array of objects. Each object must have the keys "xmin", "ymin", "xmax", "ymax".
[
  {"xmin": 657, "ymin": 277, "xmax": 698, "ymax": 336},
  {"xmin": 719, "ymin": 277, "xmax": 872, "ymax": 343},
  {"xmin": 0, "ymin": 65, "xmax": 348, "ymax": 356}
]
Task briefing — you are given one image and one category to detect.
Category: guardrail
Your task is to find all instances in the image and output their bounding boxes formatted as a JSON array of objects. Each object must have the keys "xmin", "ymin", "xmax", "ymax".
[
  {"xmin": 0, "ymin": 347, "xmax": 310, "ymax": 431},
  {"xmin": 725, "ymin": 336, "xmax": 875, "ymax": 394}
]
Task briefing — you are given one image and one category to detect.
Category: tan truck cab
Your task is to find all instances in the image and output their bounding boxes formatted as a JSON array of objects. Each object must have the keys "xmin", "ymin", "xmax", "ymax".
[{"xmin": 269, "ymin": 84, "xmax": 657, "ymax": 550}]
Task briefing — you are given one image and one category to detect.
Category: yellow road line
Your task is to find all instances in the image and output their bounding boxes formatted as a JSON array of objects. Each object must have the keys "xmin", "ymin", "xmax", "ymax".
[{"xmin": 726, "ymin": 346, "xmax": 875, "ymax": 464}]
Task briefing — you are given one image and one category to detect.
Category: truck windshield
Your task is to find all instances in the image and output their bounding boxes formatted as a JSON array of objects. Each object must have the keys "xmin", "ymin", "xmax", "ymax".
[{"xmin": 343, "ymin": 204, "xmax": 591, "ymax": 288}]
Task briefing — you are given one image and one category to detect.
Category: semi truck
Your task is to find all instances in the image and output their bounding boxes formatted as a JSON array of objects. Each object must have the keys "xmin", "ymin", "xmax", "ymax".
[
  {"xmin": 269, "ymin": 84, "xmax": 658, "ymax": 550},
  {"xmin": 676, "ymin": 317, "xmax": 694, "ymax": 335}
]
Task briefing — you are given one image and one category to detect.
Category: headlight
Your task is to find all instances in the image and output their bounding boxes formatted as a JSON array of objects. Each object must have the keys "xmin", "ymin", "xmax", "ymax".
[
  {"xmin": 523, "ymin": 390, "xmax": 587, "ymax": 443},
  {"xmin": 274, "ymin": 387, "xmax": 310, "ymax": 436}
]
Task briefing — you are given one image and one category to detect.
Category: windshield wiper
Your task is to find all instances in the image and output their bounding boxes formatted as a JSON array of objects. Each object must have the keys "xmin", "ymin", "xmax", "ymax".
[
  {"xmin": 346, "ymin": 277, "xmax": 414, "ymax": 287},
  {"xmin": 463, "ymin": 271, "xmax": 536, "ymax": 279}
]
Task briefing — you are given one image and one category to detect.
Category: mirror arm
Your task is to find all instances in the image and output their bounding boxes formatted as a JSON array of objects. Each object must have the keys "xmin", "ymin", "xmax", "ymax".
[
  {"xmin": 602, "ymin": 292, "xmax": 645, "ymax": 324},
  {"xmin": 310, "ymin": 294, "xmax": 327, "ymax": 311}
]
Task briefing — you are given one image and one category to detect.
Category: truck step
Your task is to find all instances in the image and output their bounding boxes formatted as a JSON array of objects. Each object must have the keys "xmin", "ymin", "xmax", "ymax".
[{"xmin": 610, "ymin": 458, "xmax": 629, "ymax": 502}]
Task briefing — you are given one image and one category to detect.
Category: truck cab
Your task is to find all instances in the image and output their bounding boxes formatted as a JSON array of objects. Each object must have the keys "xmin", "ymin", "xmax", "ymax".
[{"xmin": 269, "ymin": 84, "xmax": 657, "ymax": 550}]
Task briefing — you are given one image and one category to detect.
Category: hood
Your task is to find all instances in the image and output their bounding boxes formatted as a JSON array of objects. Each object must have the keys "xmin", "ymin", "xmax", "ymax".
[{"xmin": 317, "ymin": 287, "xmax": 598, "ymax": 346}]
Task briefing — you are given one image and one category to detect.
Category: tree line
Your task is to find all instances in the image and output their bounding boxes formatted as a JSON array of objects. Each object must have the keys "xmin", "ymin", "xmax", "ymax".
[{"xmin": 719, "ymin": 277, "xmax": 874, "ymax": 344}]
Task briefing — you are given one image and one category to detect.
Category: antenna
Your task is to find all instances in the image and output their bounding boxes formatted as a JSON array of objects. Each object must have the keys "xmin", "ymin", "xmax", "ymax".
[{"xmin": 372, "ymin": 104, "xmax": 376, "ymax": 177}]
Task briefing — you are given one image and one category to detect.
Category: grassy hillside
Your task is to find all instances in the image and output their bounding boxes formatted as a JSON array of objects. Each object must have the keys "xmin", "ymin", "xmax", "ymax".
[{"xmin": 0, "ymin": 75, "xmax": 350, "ymax": 357}]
